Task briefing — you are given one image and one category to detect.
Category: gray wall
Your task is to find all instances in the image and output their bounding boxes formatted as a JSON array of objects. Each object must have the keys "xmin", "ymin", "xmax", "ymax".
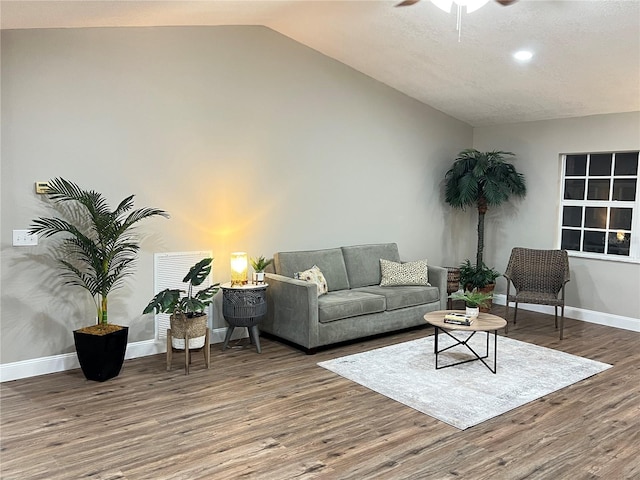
[
  {"xmin": 1, "ymin": 26, "xmax": 471, "ymax": 364},
  {"xmin": 473, "ymin": 112, "xmax": 640, "ymax": 319}
]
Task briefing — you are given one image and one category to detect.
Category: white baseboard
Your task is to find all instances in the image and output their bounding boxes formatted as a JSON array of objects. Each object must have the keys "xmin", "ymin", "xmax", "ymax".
[
  {"xmin": 4, "ymin": 306, "xmax": 637, "ymax": 383},
  {"xmin": 492, "ymin": 294, "xmax": 640, "ymax": 333},
  {"xmin": 0, "ymin": 327, "xmax": 247, "ymax": 383}
]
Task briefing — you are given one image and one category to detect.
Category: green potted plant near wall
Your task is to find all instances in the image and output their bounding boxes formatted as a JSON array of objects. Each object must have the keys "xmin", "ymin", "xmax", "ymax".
[
  {"xmin": 449, "ymin": 289, "xmax": 494, "ymax": 317},
  {"xmin": 458, "ymin": 259, "xmax": 500, "ymax": 289},
  {"xmin": 250, "ymin": 255, "xmax": 273, "ymax": 284},
  {"xmin": 30, "ymin": 178, "xmax": 169, "ymax": 382},
  {"xmin": 143, "ymin": 258, "xmax": 220, "ymax": 372},
  {"xmin": 444, "ymin": 149, "xmax": 527, "ymax": 301}
]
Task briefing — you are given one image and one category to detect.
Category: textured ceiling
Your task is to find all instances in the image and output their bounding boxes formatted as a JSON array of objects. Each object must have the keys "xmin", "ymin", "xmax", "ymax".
[{"xmin": 1, "ymin": 0, "xmax": 639, "ymax": 126}]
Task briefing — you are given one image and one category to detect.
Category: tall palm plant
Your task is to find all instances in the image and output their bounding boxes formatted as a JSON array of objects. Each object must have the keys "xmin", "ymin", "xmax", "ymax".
[
  {"xmin": 30, "ymin": 178, "xmax": 169, "ymax": 327},
  {"xmin": 445, "ymin": 149, "xmax": 526, "ymax": 267}
]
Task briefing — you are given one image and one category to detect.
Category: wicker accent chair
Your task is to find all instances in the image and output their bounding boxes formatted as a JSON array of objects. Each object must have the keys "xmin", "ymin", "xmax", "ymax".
[{"xmin": 503, "ymin": 248, "xmax": 570, "ymax": 339}]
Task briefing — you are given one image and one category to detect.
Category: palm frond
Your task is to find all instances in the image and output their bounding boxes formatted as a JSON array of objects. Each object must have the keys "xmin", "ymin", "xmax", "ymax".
[
  {"xmin": 113, "ymin": 195, "xmax": 135, "ymax": 217},
  {"xmin": 31, "ymin": 178, "xmax": 168, "ymax": 324},
  {"xmin": 122, "ymin": 207, "xmax": 170, "ymax": 230},
  {"xmin": 445, "ymin": 150, "xmax": 524, "ymax": 210},
  {"xmin": 444, "ymin": 150, "xmax": 526, "ymax": 266},
  {"xmin": 29, "ymin": 217, "xmax": 78, "ymax": 238},
  {"xmin": 46, "ymin": 177, "xmax": 111, "ymax": 220}
]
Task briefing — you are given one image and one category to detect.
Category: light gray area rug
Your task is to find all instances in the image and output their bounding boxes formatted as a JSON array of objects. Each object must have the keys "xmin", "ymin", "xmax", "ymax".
[{"xmin": 318, "ymin": 335, "xmax": 611, "ymax": 430}]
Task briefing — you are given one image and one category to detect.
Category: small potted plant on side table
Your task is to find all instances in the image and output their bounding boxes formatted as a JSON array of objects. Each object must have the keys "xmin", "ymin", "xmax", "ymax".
[
  {"xmin": 143, "ymin": 258, "xmax": 220, "ymax": 374},
  {"xmin": 449, "ymin": 290, "xmax": 493, "ymax": 318},
  {"xmin": 250, "ymin": 255, "xmax": 273, "ymax": 284}
]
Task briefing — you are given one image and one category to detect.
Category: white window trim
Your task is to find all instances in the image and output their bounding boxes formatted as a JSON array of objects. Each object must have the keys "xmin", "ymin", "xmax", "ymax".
[{"xmin": 558, "ymin": 151, "xmax": 640, "ymax": 263}]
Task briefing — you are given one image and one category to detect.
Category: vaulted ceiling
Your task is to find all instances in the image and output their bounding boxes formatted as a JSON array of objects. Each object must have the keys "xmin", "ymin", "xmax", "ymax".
[{"xmin": 2, "ymin": 0, "xmax": 639, "ymax": 126}]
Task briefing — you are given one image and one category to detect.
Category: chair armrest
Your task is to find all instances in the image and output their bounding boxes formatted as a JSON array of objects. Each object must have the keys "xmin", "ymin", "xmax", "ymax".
[
  {"xmin": 428, "ymin": 265, "xmax": 448, "ymax": 310},
  {"xmin": 559, "ymin": 278, "xmax": 570, "ymax": 301},
  {"xmin": 263, "ymin": 273, "xmax": 319, "ymax": 349}
]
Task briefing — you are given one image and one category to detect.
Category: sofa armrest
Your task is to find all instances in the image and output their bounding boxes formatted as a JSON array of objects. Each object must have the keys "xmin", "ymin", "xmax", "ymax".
[
  {"xmin": 428, "ymin": 265, "xmax": 448, "ymax": 310},
  {"xmin": 263, "ymin": 273, "xmax": 319, "ymax": 349}
]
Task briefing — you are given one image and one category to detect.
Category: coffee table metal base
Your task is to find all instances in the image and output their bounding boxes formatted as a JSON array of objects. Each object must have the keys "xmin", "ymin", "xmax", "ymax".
[{"xmin": 434, "ymin": 326, "xmax": 499, "ymax": 374}]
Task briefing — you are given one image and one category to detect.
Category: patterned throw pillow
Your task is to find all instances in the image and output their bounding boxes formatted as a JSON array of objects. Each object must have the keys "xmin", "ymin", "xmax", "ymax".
[
  {"xmin": 379, "ymin": 258, "xmax": 429, "ymax": 287},
  {"xmin": 294, "ymin": 265, "xmax": 329, "ymax": 296}
]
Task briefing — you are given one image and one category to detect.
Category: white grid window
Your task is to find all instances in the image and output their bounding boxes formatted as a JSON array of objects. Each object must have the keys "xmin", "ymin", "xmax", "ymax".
[{"xmin": 559, "ymin": 151, "xmax": 639, "ymax": 262}]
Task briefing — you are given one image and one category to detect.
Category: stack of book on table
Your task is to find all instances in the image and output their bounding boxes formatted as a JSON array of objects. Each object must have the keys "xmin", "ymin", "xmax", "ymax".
[{"xmin": 443, "ymin": 313, "xmax": 474, "ymax": 326}]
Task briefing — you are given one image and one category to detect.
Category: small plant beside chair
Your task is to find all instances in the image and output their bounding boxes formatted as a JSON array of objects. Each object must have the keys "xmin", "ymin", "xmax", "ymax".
[
  {"xmin": 458, "ymin": 260, "xmax": 499, "ymax": 311},
  {"xmin": 458, "ymin": 260, "xmax": 500, "ymax": 290}
]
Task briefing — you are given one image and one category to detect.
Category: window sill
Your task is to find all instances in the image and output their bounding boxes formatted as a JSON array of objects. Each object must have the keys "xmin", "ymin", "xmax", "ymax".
[{"xmin": 566, "ymin": 251, "xmax": 640, "ymax": 264}]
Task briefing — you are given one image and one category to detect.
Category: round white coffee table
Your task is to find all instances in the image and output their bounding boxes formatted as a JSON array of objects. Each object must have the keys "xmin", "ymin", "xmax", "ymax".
[{"xmin": 424, "ymin": 310, "xmax": 507, "ymax": 374}]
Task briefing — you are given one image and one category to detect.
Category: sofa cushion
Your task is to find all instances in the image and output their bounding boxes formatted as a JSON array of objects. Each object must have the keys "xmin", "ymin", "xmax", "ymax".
[
  {"xmin": 379, "ymin": 258, "xmax": 429, "ymax": 286},
  {"xmin": 355, "ymin": 285, "xmax": 440, "ymax": 311},
  {"xmin": 294, "ymin": 265, "xmax": 328, "ymax": 296},
  {"xmin": 274, "ymin": 248, "xmax": 350, "ymax": 292},
  {"xmin": 341, "ymin": 243, "xmax": 401, "ymax": 288},
  {"xmin": 318, "ymin": 290, "xmax": 386, "ymax": 323}
]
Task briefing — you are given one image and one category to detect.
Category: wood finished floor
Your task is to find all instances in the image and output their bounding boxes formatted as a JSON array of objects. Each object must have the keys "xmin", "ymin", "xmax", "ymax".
[{"xmin": 1, "ymin": 308, "xmax": 639, "ymax": 480}]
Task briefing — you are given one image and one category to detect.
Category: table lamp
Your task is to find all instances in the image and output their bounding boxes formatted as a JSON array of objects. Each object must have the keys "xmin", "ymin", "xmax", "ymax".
[{"xmin": 230, "ymin": 252, "xmax": 248, "ymax": 286}]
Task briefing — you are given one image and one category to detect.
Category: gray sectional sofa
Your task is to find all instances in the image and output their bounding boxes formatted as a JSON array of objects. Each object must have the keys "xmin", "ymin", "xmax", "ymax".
[{"xmin": 262, "ymin": 243, "xmax": 447, "ymax": 353}]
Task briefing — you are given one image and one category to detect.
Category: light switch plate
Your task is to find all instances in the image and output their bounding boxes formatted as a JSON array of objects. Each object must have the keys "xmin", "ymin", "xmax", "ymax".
[{"xmin": 13, "ymin": 230, "xmax": 38, "ymax": 246}]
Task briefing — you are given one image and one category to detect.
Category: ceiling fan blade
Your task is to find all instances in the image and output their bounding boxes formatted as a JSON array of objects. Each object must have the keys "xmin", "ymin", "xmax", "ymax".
[{"xmin": 395, "ymin": 0, "xmax": 516, "ymax": 7}]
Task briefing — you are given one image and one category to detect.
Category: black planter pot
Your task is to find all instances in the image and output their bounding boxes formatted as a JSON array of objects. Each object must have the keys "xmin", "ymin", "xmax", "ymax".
[{"xmin": 73, "ymin": 326, "xmax": 129, "ymax": 382}]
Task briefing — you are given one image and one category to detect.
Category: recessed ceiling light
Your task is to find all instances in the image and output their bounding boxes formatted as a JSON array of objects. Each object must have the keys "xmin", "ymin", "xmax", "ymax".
[{"xmin": 513, "ymin": 50, "xmax": 534, "ymax": 62}]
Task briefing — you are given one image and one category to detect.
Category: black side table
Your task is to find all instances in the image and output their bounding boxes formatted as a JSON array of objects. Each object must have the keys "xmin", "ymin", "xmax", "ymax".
[{"xmin": 221, "ymin": 283, "xmax": 268, "ymax": 353}]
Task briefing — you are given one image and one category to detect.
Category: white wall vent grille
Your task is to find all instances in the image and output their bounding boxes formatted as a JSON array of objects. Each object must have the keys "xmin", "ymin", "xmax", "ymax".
[{"xmin": 153, "ymin": 251, "xmax": 213, "ymax": 340}]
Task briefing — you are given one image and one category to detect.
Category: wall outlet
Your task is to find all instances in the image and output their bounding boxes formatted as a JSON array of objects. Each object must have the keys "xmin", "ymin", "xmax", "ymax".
[{"xmin": 13, "ymin": 230, "xmax": 38, "ymax": 246}]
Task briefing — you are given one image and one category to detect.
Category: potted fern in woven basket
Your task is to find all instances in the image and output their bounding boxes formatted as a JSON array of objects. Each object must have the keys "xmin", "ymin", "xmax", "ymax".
[
  {"xmin": 143, "ymin": 258, "xmax": 220, "ymax": 351},
  {"xmin": 458, "ymin": 260, "xmax": 500, "ymax": 312}
]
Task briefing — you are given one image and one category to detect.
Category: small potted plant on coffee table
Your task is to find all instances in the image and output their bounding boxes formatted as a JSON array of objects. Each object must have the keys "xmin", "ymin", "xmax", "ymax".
[{"xmin": 449, "ymin": 290, "xmax": 493, "ymax": 317}]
